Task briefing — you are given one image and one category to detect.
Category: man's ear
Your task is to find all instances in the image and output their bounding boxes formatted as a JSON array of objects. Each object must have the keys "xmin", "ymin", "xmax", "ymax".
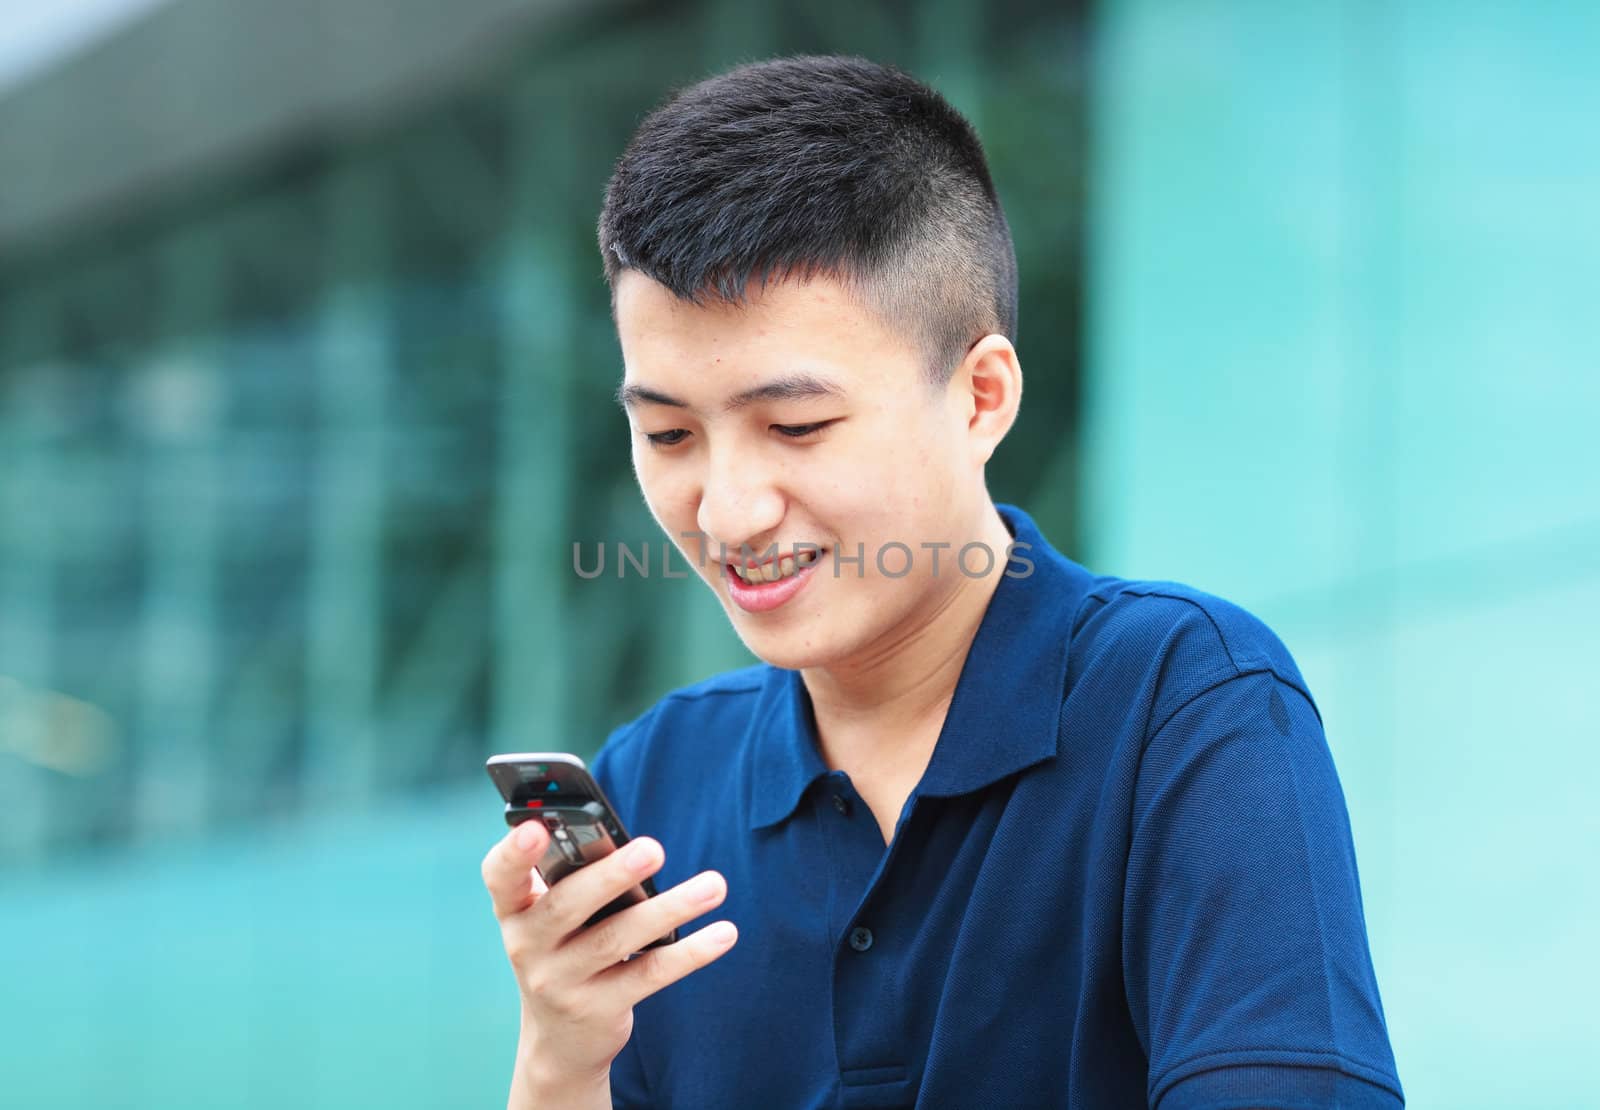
[{"xmin": 952, "ymin": 334, "xmax": 1022, "ymax": 467}]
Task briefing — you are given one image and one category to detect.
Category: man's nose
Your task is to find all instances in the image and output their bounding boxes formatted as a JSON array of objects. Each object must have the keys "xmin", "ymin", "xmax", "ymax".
[{"xmin": 696, "ymin": 455, "xmax": 784, "ymax": 562}]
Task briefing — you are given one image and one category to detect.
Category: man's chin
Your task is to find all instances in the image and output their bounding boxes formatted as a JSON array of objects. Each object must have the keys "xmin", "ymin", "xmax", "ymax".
[{"xmin": 727, "ymin": 620, "xmax": 848, "ymax": 673}]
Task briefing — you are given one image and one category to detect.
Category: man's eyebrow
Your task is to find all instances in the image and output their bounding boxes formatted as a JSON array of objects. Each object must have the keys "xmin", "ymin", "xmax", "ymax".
[
  {"xmin": 616, "ymin": 383, "xmax": 689, "ymax": 409},
  {"xmin": 616, "ymin": 373, "xmax": 845, "ymax": 412},
  {"xmin": 724, "ymin": 373, "xmax": 844, "ymax": 411}
]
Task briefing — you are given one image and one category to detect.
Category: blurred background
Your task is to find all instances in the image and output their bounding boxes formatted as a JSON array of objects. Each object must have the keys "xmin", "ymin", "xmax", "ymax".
[{"xmin": 0, "ymin": 0, "xmax": 1594, "ymax": 1107}]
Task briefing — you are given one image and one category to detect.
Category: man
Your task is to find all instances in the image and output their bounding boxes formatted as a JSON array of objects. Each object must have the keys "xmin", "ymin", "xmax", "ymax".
[{"xmin": 481, "ymin": 55, "xmax": 1403, "ymax": 1109}]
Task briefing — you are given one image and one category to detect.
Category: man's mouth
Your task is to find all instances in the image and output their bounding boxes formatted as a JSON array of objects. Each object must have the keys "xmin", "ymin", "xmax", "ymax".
[{"xmin": 728, "ymin": 548, "xmax": 823, "ymax": 584}]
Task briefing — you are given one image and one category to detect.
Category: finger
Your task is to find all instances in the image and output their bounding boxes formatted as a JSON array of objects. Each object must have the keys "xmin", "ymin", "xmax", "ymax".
[
  {"xmin": 531, "ymin": 836, "xmax": 665, "ymax": 942},
  {"xmin": 565, "ymin": 869, "xmax": 729, "ymax": 974},
  {"xmin": 481, "ymin": 820, "xmax": 551, "ymax": 918},
  {"xmin": 591, "ymin": 920, "xmax": 739, "ymax": 1011}
]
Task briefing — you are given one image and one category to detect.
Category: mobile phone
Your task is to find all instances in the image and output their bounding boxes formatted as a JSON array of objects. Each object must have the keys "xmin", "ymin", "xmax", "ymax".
[{"xmin": 485, "ymin": 752, "xmax": 676, "ymax": 951}]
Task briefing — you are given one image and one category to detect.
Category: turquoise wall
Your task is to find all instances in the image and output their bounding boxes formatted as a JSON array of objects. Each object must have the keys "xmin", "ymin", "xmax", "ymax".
[
  {"xmin": 1088, "ymin": 3, "xmax": 1600, "ymax": 1107},
  {"xmin": 2, "ymin": 789, "xmax": 517, "ymax": 1107}
]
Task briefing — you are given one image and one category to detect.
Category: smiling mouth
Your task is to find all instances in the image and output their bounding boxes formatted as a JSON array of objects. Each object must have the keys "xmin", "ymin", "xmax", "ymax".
[{"xmin": 728, "ymin": 548, "xmax": 823, "ymax": 584}]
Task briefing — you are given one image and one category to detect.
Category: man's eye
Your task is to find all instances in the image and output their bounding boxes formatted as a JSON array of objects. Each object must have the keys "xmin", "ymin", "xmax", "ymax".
[
  {"xmin": 772, "ymin": 421, "xmax": 835, "ymax": 439},
  {"xmin": 644, "ymin": 429, "xmax": 690, "ymax": 447}
]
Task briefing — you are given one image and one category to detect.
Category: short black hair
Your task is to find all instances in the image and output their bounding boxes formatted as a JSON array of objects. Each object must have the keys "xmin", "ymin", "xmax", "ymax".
[{"xmin": 597, "ymin": 54, "xmax": 1018, "ymax": 382}]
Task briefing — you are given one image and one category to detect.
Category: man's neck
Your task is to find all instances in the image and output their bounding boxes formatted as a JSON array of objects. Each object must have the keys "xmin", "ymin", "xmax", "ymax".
[{"xmin": 800, "ymin": 502, "xmax": 1015, "ymax": 783}]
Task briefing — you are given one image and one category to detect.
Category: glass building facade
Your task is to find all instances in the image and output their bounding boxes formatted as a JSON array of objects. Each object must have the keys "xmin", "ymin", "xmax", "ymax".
[
  {"xmin": 0, "ymin": 3, "xmax": 1088, "ymax": 1105},
  {"xmin": 0, "ymin": 0, "xmax": 1088, "ymax": 862}
]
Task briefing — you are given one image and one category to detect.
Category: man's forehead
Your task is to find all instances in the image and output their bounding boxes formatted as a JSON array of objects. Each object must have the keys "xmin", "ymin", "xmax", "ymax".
[
  {"xmin": 613, "ymin": 268, "xmax": 873, "ymax": 340},
  {"xmin": 613, "ymin": 269, "xmax": 924, "ymax": 407}
]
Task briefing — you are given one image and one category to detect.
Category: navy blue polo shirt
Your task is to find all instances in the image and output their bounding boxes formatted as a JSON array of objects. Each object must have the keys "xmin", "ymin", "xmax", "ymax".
[{"xmin": 591, "ymin": 504, "xmax": 1403, "ymax": 1109}]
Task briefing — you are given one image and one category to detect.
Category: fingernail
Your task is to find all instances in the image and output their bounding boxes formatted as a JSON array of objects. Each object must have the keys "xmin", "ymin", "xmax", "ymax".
[
  {"xmin": 516, "ymin": 823, "xmax": 539, "ymax": 851},
  {"xmin": 687, "ymin": 872, "xmax": 722, "ymax": 904},
  {"xmin": 704, "ymin": 921, "xmax": 736, "ymax": 947},
  {"xmin": 626, "ymin": 838, "xmax": 659, "ymax": 873}
]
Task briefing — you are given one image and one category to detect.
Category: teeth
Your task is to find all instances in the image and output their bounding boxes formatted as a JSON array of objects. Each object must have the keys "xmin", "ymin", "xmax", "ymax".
[{"xmin": 733, "ymin": 550, "xmax": 821, "ymax": 584}]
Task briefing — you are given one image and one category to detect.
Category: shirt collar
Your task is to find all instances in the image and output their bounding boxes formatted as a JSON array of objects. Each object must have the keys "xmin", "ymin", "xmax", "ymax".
[{"xmin": 745, "ymin": 504, "xmax": 1097, "ymax": 831}]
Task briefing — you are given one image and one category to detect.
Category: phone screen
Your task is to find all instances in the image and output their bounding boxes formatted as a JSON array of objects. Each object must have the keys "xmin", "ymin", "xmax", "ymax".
[{"xmin": 486, "ymin": 752, "xmax": 676, "ymax": 950}]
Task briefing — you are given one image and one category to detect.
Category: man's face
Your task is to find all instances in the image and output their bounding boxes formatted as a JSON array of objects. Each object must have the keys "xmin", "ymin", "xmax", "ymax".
[{"xmin": 614, "ymin": 270, "xmax": 993, "ymax": 671}]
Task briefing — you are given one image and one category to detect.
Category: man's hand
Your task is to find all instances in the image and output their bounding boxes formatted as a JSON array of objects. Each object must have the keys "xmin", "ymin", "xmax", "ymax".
[{"xmin": 481, "ymin": 821, "xmax": 738, "ymax": 1109}]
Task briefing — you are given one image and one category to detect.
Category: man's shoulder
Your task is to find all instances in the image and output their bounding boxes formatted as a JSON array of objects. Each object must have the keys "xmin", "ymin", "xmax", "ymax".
[
  {"xmin": 633, "ymin": 662, "xmax": 770, "ymax": 724},
  {"xmin": 1076, "ymin": 575, "xmax": 1296, "ymax": 672},
  {"xmin": 594, "ymin": 663, "xmax": 772, "ymax": 775},
  {"xmin": 1069, "ymin": 573, "xmax": 1316, "ymax": 730},
  {"xmin": 1010, "ymin": 507, "xmax": 1300, "ymax": 687}
]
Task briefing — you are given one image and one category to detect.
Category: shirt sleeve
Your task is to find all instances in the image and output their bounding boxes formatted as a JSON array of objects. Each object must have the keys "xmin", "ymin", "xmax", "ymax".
[
  {"xmin": 589, "ymin": 729, "xmax": 654, "ymax": 1110},
  {"xmin": 1122, "ymin": 668, "xmax": 1405, "ymax": 1109}
]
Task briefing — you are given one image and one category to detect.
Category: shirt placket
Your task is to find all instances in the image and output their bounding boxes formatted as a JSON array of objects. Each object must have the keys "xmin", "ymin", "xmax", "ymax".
[{"xmin": 816, "ymin": 770, "xmax": 917, "ymax": 1107}]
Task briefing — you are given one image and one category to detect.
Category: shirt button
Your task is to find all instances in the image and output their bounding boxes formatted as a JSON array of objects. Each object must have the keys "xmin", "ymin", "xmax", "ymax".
[
  {"xmin": 831, "ymin": 793, "xmax": 853, "ymax": 817},
  {"xmin": 849, "ymin": 926, "xmax": 874, "ymax": 952}
]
